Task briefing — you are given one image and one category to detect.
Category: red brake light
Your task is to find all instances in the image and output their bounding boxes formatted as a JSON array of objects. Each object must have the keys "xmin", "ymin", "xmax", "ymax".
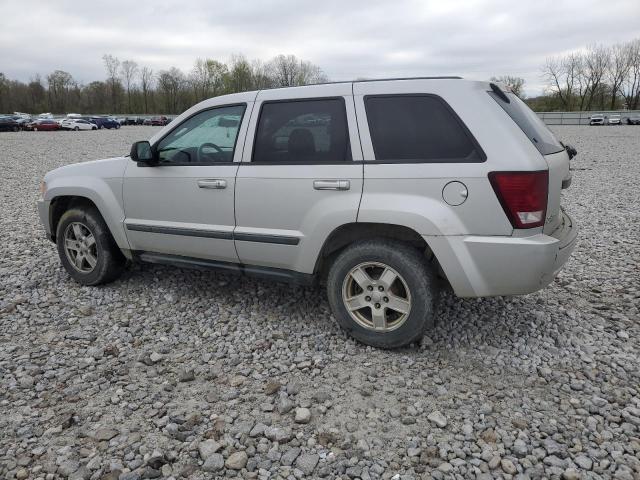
[{"xmin": 489, "ymin": 171, "xmax": 548, "ymax": 229}]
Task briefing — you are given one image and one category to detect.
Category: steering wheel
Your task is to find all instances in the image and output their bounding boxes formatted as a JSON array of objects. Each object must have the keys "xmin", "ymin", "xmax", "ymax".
[{"xmin": 198, "ymin": 142, "xmax": 224, "ymax": 162}]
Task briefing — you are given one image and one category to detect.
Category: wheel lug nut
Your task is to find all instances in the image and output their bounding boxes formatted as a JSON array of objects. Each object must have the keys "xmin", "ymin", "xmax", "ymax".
[
  {"xmin": 367, "ymin": 286, "xmax": 373, "ymax": 291},
  {"xmin": 378, "ymin": 286, "xmax": 384, "ymax": 291},
  {"xmin": 383, "ymin": 297, "xmax": 389, "ymax": 302},
  {"xmin": 375, "ymin": 303, "xmax": 381, "ymax": 309},
  {"xmin": 365, "ymin": 296, "xmax": 371, "ymax": 302}
]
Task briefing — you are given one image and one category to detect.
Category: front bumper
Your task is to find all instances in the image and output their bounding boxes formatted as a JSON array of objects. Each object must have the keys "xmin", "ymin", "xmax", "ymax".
[
  {"xmin": 428, "ymin": 210, "xmax": 578, "ymax": 297},
  {"xmin": 37, "ymin": 199, "xmax": 53, "ymax": 241}
]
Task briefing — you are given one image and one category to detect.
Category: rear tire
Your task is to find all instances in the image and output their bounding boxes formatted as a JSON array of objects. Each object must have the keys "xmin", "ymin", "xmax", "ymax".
[
  {"xmin": 56, "ymin": 207, "xmax": 126, "ymax": 285},
  {"xmin": 74, "ymin": 126, "xmax": 79, "ymax": 131},
  {"xmin": 327, "ymin": 239, "xmax": 440, "ymax": 349}
]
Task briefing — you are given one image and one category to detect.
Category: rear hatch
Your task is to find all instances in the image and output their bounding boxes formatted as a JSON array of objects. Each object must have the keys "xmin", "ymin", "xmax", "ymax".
[{"xmin": 488, "ymin": 86, "xmax": 570, "ymax": 234}]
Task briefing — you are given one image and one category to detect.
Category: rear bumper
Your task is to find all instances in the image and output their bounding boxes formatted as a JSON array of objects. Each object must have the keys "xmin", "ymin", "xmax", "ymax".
[{"xmin": 428, "ymin": 210, "xmax": 578, "ymax": 297}]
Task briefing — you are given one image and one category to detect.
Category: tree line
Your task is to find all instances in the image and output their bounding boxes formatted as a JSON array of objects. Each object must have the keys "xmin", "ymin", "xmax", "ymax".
[
  {"xmin": 532, "ymin": 38, "xmax": 640, "ymax": 111},
  {"xmin": 0, "ymin": 53, "xmax": 327, "ymax": 115}
]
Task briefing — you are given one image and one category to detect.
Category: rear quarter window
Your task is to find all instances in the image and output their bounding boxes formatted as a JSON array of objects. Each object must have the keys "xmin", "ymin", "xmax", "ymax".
[
  {"xmin": 364, "ymin": 94, "xmax": 485, "ymax": 163},
  {"xmin": 489, "ymin": 90, "xmax": 564, "ymax": 156}
]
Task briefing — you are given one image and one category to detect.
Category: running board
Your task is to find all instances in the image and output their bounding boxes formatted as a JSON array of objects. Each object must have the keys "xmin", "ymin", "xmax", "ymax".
[{"xmin": 136, "ymin": 252, "xmax": 315, "ymax": 286}]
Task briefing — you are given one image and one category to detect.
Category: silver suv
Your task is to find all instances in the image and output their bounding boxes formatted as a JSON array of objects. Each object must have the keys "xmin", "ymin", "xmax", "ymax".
[{"xmin": 37, "ymin": 78, "xmax": 578, "ymax": 348}]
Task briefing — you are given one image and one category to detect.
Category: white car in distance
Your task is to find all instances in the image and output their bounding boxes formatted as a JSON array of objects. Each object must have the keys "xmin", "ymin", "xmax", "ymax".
[
  {"xmin": 607, "ymin": 114, "xmax": 621, "ymax": 125},
  {"xmin": 60, "ymin": 119, "xmax": 98, "ymax": 131}
]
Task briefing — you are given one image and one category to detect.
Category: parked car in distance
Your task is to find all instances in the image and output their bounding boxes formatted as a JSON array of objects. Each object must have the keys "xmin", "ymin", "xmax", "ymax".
[
  {"xmin": 150, "ymin": 116, "xmax": 170, "ymax": 126},
  {"xmin": 607, "ymin": 114, "xmax": 622, "ymax": 125},
  {"xmin": 125, "ymin": 117, "xmax": 145, "ymax": 125},
  {"xmin": 0, "ymin": 115, "xmax": 21, "ymax": 131},
  {"xmin": 143, "ymin": 117, "xmax": 153, "ymax": 126},
  {"xmin": 60, "ymin": 119, "xmax": 98, "ymax": 131},
  {"xmin": 589, "ymin": 114, "xmax": 605, "ymax": 125},
  {"xmin": 37, "ymin": 78, "xmax": 578, "ymax": 349},
  {"xmin": 84, "ymin": 116, "xmax": 121, "ymax": 129},
  {"xmin": 626, "ymin": 114, "xmax": 640, "ymax": 125},
  {"xmin": 26, "ymin": 119, "xmax": 60, "ymax": 131}
]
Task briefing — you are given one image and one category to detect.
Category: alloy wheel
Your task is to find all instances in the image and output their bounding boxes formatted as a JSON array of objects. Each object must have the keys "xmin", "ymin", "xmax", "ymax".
[
  {"xmin": 64, "ymin": 222, "xmax": 98, "ymax": 273},
  {"xmin": 341, "ymin": 261, "xmax": 412, "ymax": 332}
]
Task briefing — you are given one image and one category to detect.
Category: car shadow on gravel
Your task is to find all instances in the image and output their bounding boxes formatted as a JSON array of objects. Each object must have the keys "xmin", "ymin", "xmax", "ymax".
[{"xmin": 118, "ymin": 262, "xmax": 555, "ymax": 356}]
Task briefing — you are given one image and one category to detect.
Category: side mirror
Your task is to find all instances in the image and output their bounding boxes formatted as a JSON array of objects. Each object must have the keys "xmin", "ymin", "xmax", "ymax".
[{"xmin": 130, "ymin": 141, "xmax": 154, "ymax": 163}]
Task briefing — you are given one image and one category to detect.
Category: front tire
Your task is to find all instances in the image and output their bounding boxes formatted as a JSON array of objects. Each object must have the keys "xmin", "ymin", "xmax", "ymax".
[
  {"xmin": 327, "ymin": 239, "xmax": 440, "ymax": 349},
  {"xmin": 56, "ymin": 207, "xmax": 126, "ymax": 285}
]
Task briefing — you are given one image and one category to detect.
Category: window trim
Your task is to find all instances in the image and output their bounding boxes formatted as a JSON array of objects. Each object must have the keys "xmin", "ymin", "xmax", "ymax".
[
  {"xmin": 150, "ymin": 103, "xmax": 247, "ymax": 167},
  {"xmin": 249, "ymin": 96, "xmax": 353, "ymax": 165},
  {"xmin": 363, "ymin": 93, "xmax": 486, "ymax": 163}
]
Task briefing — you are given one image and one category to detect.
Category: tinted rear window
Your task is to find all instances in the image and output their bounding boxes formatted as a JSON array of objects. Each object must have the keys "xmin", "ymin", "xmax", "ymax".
[
  {"xmin": 364, "ymin": 95, "xmax": 484, "ymax": 162},
  {"xmin": 489, "ymin": 91, "xmax": 564, "ymax": 155}
]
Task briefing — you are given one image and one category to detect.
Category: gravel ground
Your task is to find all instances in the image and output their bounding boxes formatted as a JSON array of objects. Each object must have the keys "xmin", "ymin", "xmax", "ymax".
[{"xmin": 0, "ymin": 125, "xmax": 639, "ymax": 480}]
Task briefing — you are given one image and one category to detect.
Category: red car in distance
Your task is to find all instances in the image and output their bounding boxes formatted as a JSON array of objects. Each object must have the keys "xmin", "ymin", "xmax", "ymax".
[{"xmin": 26, "ymin": 119, "xmax": 60, "ymax": 131}]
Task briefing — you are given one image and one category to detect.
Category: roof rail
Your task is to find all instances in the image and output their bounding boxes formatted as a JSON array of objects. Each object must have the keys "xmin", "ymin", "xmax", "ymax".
[
  {"xmin": 352, "ymin": 76, "xmax": 462, "ymax": 83},
  {"xmin": 258, "ymin": 76, "xmax": 463, "ymax": 92}
]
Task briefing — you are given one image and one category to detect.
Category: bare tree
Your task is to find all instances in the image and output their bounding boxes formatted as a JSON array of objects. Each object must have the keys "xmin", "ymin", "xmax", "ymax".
[
  {"xmin": 298, "ymin": 60, "xmax": 328, "ymax": 85},
  {"xmin": 226, "ymin": 55, "xmax": 253, "ymax": 93},
  {"xmin": 140, "ymin": 66, "xmax": 154, "ymax": 113},
  {"xmin": 583, "ymin": 45, "xmax": 609, "ymax": 110},
  {"xmin": 120, "ymin": 60, "xmax": 138, "ymax": 113},
  {"xmin": 622, "ymin": 39, "xmax": 640, "ymax": 110},
  {"xmin": 606, "ymin": 43, "xmax": 632, "ymax": 109},
  {"xmin": 102, "ymin": 54, "xmax": 121, "ymax": 112},
  {"xmin": 46, "ymin": 70, "xmax": 75, "ymax": 112},
  {"xmin": 490, "ymin": 75, "xmax": 526, "ymax": 98},
  {"xmin": 543, "ymin": 57, "xmax": 570, "ymax": 108},
  {"xmin": 268, "ymin": 54, "xmax": 300, "ymax": 87},
  {"xmin": 189, "ymin": 58, "xmax": 227, "ymax": 102},
  {"xmin": 157, "ymin": 67, "xmax": 185, "ymax": 113}
]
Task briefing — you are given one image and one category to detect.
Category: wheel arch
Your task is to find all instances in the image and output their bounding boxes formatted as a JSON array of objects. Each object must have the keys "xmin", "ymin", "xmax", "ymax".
[
  {"xmin": 47, "ymin": 192, "xmax": 129, "ymax": 252},
  {"xmin": 314, "ymin": 222, "xmax": 440, "ymax": 278}
]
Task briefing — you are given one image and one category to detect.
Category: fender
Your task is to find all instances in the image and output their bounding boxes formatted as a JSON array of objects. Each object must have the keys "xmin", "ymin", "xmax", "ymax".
[{"xmin": 43, "ymin": 157, "xmax": 130, "ymax": 250}]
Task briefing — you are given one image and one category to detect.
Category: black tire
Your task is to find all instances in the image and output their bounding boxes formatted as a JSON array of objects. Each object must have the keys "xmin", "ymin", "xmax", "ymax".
[
  {"xmin": 74, "ymin": 126, "xmax": 79, "ymax": 131},
  {"xmin": 327, "ymin": 239, "xmax": 439, "ymax": 349},
  {"xmin": 56, "ymin": 206, "xmax": 126, "ymax": 285}
]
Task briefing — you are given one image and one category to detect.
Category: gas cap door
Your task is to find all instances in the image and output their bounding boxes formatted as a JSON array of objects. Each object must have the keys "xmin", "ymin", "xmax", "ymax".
[{"xmin": 442, "ymin": 181, "xmax": 468, "ymax": 206}]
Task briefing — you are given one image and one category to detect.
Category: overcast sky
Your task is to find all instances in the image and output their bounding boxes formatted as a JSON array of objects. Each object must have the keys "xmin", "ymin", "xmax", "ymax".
[{"xmin": 1, "ymin": 0, "xmax": 639, "ymax": 96}]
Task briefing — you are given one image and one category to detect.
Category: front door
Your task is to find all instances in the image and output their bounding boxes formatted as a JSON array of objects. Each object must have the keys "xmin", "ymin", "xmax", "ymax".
[
  {"xmin": 234, "ymin": 84, "xmax": 363, "ymax": 274},
  {"xmin": 123, "ymin": 103, "xmax": 250, "ymax": 263}
]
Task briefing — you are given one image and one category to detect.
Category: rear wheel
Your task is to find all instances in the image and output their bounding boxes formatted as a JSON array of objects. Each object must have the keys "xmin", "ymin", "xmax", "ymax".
[
  {"xmin": 56, "ymin": 207, "xmax": 126, "ymax": 285},
  {"xmin": 327, "ymin": 239, "xmax": 440, "ymax": 349},
  {"xmin": 74, "ymin": 126, "xmax": 79, "ymax": 131}
]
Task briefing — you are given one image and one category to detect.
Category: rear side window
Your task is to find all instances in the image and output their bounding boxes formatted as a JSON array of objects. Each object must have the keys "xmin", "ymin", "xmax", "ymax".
[
  {"xmin": 364, "ymin": 95, "xmax": 484, "ymax": 162},
  {"xmin": 253, "ymin": 98, "xmax": 351, "ymax": 163},
  {"xmin": 489, "ymin": 90, "xmax": 564, "ymax": 155}
]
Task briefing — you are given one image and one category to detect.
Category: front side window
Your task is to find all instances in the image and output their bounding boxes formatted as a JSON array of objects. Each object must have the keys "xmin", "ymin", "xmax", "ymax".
[
  {"xmin": 365, "ymin": 95, "xmax": 483, "ymax": 162},
  {"xmin": 253, "ymin": 98, "xmax": 351, "ymax": 163},
  {"xmin": 156, "ymin": 105, "xmax": 245, "ymax": 164}
]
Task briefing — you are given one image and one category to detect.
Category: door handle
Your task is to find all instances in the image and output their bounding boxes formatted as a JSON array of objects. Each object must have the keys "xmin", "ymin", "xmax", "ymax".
[
  {"xmin": 197, "ymin": 179, "xmax": 227, "ymax": 189},
  {"xmin": 313, "ymin": 179, "xmax": 350, "ymax": 191}
]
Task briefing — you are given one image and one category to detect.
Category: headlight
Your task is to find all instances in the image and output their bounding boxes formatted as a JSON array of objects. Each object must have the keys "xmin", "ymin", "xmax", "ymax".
[{"xmin": 39, "ymin": 180, "xmax": 47, "ymax": 198}]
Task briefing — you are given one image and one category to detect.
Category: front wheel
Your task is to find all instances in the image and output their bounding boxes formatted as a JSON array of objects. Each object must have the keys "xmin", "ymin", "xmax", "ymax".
[
  {"xmin": 56, "ymin": 207, "xmax": 126, "ymax": 285},
  {"xmin": 327, "ymin": 239, "xmax": 440, "ymax": 349},
  {"xmin": 74, "ymin": 126, "xmax": 79, "ymax": 131}
]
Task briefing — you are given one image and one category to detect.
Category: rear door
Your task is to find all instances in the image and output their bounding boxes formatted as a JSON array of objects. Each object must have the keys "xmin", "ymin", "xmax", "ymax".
[{"xmin": 234, "ymin": 84, "xmax": 363, "ymax": 274}]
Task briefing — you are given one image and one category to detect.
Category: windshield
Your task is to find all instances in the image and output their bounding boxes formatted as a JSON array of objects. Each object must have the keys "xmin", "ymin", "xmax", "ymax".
[{"xmin": 489, "ymin": 90, "xmax": 564, "ymax": 156}]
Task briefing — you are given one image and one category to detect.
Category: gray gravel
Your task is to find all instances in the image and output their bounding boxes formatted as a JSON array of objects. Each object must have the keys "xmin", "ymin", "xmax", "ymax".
[{"xmin": 1, "ymin": 125, "xmax": 639, "ymax": 480}]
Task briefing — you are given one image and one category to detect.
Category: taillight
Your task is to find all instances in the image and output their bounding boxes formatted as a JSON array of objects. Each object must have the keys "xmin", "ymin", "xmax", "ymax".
[{"xmin": 489, "ymin": 171, "xmax": 548, "ymax": 229}]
